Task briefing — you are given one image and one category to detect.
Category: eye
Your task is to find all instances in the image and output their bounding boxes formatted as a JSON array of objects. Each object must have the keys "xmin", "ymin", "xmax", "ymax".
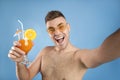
[
  {"xmin": 58, "ymin": 25, "xmax": 65, "ymax": 31},
  {"xmin": 47, "ymin": 27, "xmax": 55, "ymax": 34}
]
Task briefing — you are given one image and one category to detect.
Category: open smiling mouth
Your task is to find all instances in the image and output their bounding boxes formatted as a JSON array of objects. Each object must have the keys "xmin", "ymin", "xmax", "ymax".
[{"xmin": 54, "ymin": 36, "xmax": 65, "ymax": 44}]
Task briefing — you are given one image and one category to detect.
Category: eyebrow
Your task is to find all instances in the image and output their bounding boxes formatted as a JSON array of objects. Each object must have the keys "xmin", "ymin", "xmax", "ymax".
[
  {"xmin": 48, "ymin": 23, "xmax": 64, "ymax": 28},
  {"xmin": 57, "ymin": 23, "xmax": 64, "ymax": 27}
]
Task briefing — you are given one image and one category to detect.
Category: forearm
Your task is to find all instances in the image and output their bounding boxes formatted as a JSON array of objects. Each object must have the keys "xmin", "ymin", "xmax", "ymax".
[
  {"xmin": 99, "ymin": 28, "xmax": 120, "ymax": 62},
  {"xmin": 16, "ymin": 62, "xmax": 30, "ymax": 80}
]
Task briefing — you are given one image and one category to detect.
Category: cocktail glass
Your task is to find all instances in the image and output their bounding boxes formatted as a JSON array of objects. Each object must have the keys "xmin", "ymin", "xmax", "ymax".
[{"xmin": 14, "ymin": 20, "xmax": 36, "ymax": 65}]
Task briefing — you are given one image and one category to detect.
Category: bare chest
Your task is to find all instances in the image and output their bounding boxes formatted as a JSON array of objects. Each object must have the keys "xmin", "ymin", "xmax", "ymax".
[{"xmin": 41, "ymin": 51, "xmax": 87, "ymax": 80}]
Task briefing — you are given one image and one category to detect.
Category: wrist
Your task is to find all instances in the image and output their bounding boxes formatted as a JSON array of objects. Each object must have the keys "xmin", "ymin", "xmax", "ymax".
[{"xmin": 15, "ymin": 61, "xmax": 26, "ymax": 66}]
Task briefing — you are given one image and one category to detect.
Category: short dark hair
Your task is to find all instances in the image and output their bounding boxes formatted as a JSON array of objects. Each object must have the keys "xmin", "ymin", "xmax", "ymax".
[{"xmin": 45, "ymin": 10, "xmax": 66, "ymax": 23}]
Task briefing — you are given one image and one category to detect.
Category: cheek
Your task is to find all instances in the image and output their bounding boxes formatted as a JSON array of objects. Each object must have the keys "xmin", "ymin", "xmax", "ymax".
[
  {"xmin": 49, "ymin": 34, "xmax": 53, "ymax": 39},
  {"xmin": 64, "ymin": 30, "xmax": 69, "ymax": 37},
  {"xmin": 49, "ymin": 34, "xmax": 52, "ymax": 37},
  {"xmin": 49, "ymin": 34, "xmax": 55, "ymax": 41}
]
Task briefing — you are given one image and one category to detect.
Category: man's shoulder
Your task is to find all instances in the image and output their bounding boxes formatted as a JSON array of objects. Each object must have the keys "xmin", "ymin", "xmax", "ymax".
[
  {"xmin": 43, "ymin": 46, "xmax": 55, "ymax": 51},
  {"xmin": 40, "ymin": 46, "xmax": 55, "ymax": 55},
  {"xmin": 76, "ymin": 48, "xmax": 91, "ymax": 53},
  {"xmin": 74, "ymin": 48, "xmax": 91, "ymax": 57}
]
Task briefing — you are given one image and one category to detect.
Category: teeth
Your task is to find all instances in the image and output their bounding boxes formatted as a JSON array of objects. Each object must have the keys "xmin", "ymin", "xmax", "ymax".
[{"xmin": 55, "ymin": 36, "xmax": 64, "ymax": 40}]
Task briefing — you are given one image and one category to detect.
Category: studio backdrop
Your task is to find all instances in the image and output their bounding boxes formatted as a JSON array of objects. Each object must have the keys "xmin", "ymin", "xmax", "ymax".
[{"xmin": 0, "ymin": 0, "xmax": 120, "ymax": 80}]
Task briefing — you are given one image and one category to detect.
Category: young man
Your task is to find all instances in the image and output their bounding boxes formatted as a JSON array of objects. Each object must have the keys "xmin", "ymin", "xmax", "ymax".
[{"xmin": 8, "ymin": 10, "xmax": 120, "ymax": 80}]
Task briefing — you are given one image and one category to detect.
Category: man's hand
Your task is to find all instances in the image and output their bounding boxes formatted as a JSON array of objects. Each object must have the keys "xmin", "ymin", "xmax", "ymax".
[{"xmin": 8, "ymin": 41, "xmax": 25, "ymax": 63}]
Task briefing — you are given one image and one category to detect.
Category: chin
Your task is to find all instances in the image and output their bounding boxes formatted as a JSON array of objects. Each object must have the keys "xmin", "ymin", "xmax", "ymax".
[{"xmin": 55, "ymin": 41, "xmax": 68, "ymax": 50}]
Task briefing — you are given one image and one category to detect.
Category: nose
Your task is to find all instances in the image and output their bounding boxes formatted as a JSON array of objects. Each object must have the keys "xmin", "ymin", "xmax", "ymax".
[{"xmin": 54, "ymin": 29, "xmax": 61, "ymax": 35}]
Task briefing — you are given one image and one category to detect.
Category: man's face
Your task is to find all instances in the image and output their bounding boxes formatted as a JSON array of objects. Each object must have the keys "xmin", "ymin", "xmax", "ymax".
[{"xmin": 46, "ymin": 17, "xmax": 70, "ymax": 49}]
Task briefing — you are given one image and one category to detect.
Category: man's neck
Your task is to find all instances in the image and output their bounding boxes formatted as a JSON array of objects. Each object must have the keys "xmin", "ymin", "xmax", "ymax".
[{"xmin": 54, "ymin": 42, "xmax": 75, "ymax": 53}]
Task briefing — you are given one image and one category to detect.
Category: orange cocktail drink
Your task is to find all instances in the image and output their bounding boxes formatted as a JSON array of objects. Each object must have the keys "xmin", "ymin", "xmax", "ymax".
[
  {"xmin": 17, "ymin": 39, "xmax": 33, "ymax": 55},
  {"xmin": 17, "ymin": 28, "xmax": 36, "ymax": 54},
  {"xmin": 14, "ymin": 20, "xmax": 37, "ymax": 64}
]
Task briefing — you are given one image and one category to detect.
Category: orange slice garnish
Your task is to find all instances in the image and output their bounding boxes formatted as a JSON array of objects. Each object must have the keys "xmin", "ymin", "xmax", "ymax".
[{"xmin": 24, "ymin": 29, "xmax": 37, "ymax": 40}]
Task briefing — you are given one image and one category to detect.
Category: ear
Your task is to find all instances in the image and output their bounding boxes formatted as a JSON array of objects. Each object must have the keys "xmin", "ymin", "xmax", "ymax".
[{"xmin": 67, "ymin": 23, "xmax": 70, "ymax": 32}]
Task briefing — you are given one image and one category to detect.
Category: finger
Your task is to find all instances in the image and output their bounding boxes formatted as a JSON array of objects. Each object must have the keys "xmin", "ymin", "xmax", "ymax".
[
  {"xmin": 15, "ymin": 56, "xmax": 24, "ymax": 63},
  {"xmin": 9, "ymin": 50, "xmax": 22, "ymax": 58},
  {"xmin": 13, "ymin": 41, "xmax": 21, "ymax": 46},
  {"xmin": 8, "ymin": 52, "xmax": 24, "ymax": 63},
  {"xmin": 8, "ymin": 53, "xmax": 17, "ymax": 59},
  {"xmin": 11, "ymin": 46, "xmax": 25, "ymax": 55}
]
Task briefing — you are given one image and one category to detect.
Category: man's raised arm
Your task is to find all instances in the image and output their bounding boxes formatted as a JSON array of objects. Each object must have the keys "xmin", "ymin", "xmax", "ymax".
[
  {"xmin": 79, "ymin": 28, "xmax": 120, "ymax": 68},
  {"xmin": 8, "ymin": 41, "xmax": 44, "ymax": 80},
  {"xmin": 97, "ymin": 28, "xmax": 120, "ymax": 62}
]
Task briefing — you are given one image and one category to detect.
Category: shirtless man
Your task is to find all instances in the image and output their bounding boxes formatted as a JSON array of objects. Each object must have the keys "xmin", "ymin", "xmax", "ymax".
[{"xmin": 8, "ymin": 10, "xmax": 120, "ymax": 80}]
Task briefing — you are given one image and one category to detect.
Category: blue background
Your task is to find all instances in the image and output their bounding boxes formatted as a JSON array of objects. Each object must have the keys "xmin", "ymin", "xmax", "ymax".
[{"xmin": 0, "ymin": 0, "xmax": 120, "ymax": 80}]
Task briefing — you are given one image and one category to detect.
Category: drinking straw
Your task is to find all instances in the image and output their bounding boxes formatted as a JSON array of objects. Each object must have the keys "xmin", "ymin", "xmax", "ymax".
[{"xmin": 18, "ymin": 19, "xmax": 24, "ymax": 39}]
